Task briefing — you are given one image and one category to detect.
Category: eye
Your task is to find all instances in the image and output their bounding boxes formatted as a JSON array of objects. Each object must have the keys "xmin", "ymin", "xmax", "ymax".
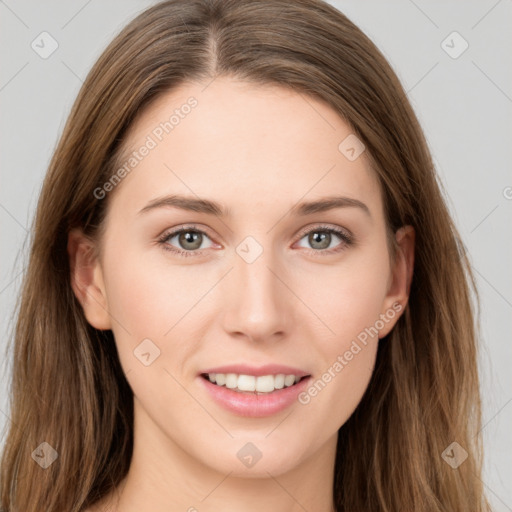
[
  {"xmin": 158, "ymin": 225, "xmax": 215, "ymax": 257},
  {"xmin": 295, "ymin": 225, "xmax": 353, "ymax": 255},
  {"xmin": 157, "ymin": 223, "xmax": 354, "ymax": 258}
]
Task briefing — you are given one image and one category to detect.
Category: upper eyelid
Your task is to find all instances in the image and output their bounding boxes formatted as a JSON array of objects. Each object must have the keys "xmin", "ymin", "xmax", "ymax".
[
  {"xmin": 161, "ymin": 223, "xmax": 351, "ymax": 247},
  {"xmin": 295, "ymin": 224, "xmax": 351, "ymax": 239},
  {"xmin": 162, "ymin": 224, "xmax": 215, "ymax": 241}
]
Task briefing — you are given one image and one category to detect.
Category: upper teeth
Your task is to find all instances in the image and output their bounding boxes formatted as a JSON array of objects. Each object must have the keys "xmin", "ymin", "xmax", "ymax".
[{"xmin": 207, "ymin": 373, "xmax": 302, "ymax": 393}]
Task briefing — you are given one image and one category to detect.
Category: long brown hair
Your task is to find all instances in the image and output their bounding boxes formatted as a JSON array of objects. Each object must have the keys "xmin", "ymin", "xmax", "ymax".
[{"xmin": 0, "ymin": 1, "xmax": 490, "ymax": 510}]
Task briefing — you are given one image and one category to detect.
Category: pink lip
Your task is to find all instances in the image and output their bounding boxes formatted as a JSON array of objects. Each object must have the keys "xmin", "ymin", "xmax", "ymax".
[
  {"xmin": 199, "ymin": 364, "xmax": 310, "ymax": 378},
  {"xmin": 198, "ymin": 370, "xmax": 312, "ymax": 418}
]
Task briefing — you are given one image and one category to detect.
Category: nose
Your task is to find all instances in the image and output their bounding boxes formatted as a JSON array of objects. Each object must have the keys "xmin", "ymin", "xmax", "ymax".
[{"xmin": 221, "ymin": 244, "xmax": 294, "ymax": 344}]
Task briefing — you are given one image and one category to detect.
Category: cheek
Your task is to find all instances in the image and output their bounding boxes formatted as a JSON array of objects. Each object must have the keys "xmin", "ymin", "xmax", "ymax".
[
  {"xmin": 101, "ymin": 251, "xmax": 208, "ymax": 419},
  {"xmin": 296, "ymin": 270, "xmax": 386, "ymax": 428},
  {"xmin": 103, "ymin": 243, "xmax": 203, "ymax": 335},
  {"xmin": 294, "ymin": 249, "xmax": 389, "ymax": 421},
  {"xmin": 304, "ymin": 250, "xmax": 391, "ymax": 348},
  {"xmin": 298, "ymin": 341, "xmax": 378, "ymax": 435}
]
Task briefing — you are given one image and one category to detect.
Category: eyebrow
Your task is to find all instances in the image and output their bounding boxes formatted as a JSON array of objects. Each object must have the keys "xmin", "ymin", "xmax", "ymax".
[{"xmin": 137, "ymin": 194, "xmax": 370, "ymax": 218}]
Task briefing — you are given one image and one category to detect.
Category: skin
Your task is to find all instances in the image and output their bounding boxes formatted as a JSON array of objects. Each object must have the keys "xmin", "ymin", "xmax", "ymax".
[{"xmin": 68, "ymin": 76, "xmax": 414, "ymax": 512}]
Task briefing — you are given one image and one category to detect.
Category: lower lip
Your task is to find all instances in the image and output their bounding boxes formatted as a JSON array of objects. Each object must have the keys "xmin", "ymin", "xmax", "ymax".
[{"xmin": 198, "ymin": 375, "xmax": 311, "ymax": 418}]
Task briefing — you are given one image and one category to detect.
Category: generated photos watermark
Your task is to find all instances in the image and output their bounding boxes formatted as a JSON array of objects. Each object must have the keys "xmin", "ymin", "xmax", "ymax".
[
  {"xmin": 298, "ymin": 302, "xmax": 403, "ymax": 405},
  {"xmin": 93, "ymin": 96, "xmax": 198, "ymax": 200}
]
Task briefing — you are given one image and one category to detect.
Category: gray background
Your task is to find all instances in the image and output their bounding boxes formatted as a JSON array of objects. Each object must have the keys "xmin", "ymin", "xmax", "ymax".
[{"xmin": 1, "ymin": 0, "xmax": 511, "ymax": 509}]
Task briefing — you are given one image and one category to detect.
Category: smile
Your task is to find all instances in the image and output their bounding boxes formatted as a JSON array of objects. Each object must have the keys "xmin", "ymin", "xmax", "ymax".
[{"xmin": 201, "ymin": 372, "xmax": 308, "ymax": 394}]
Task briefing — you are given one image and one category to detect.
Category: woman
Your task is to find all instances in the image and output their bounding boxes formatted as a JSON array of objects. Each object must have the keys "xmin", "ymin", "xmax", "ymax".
[{"xmin": 0, "ymin": 0, "xmax": 490, "ymax": 510}]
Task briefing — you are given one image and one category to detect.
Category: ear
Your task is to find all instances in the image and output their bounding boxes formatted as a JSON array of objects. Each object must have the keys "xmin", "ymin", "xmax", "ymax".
[
  {"xmin": 378, "ymin": 225, "xmax": 415, "ymax": 338},
  {"xmin": 67, "ymin": 228, "xmax": 112, "ymax": 330}
]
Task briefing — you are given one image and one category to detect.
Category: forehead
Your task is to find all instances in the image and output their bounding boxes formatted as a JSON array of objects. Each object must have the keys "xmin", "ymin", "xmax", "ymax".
[{"xmin": 109, "ymin": 76, "xmax": 382, "ymax": 219}]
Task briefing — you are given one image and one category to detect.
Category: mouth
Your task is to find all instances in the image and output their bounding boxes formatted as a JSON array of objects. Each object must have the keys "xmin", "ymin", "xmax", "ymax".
[
  {"xmin": 200, "ymin": 372, "xmax": 311, "ymax": 395},
  {"xmin": 198, "ymin": 365, "xmax": 313, "ymax": 417}
]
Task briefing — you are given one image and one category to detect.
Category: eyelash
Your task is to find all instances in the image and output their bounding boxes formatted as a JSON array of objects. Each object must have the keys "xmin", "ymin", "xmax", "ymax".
[{"xmin": 157, "ymin": 224, "xmax": 354, "ymax": 258}]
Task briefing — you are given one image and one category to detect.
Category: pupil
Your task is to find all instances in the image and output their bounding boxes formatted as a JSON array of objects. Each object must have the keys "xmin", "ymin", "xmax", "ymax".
[
  {"xmin": 310, "ymin": 231, "xmax": 330, "ymax": 249},
  {"xmin": 180, "ymin": 231, "xmax": 202, "ymax": 250}
]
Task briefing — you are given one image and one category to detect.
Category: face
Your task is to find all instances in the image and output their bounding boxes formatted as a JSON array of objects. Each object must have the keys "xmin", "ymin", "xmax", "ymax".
[{"xmin": 69, "ymin": 76, "xmax": 413, "ymax": 479}]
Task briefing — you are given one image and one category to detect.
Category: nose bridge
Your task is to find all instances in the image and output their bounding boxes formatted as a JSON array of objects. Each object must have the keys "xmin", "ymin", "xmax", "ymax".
[{"xmin": 222, "ymin": 237, "xmax": 291, "ymax": 341}]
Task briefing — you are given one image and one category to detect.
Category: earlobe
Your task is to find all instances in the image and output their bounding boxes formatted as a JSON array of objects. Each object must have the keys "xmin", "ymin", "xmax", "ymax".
[
  {"xmin": 379, "ymin": 225, "xmax": 415, "ymax": 338},
  {"xmin": 67, "ymin": 228, "xmax": 112, "ymax": 330}
]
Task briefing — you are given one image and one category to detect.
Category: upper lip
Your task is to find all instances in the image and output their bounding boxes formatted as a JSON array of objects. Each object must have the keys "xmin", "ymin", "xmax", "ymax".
[{"xmin": 199, "ymin": 364, "xmax": 311, "ymax": 378}]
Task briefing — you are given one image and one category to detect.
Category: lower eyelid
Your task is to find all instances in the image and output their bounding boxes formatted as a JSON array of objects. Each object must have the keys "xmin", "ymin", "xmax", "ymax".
[
  {"xmin": 295, "ymin": 229, "xmax": 352, "ymax": 252},
  {"xmin": 160, "ymin": 229, "xmax": 214, "ymax": 250}
]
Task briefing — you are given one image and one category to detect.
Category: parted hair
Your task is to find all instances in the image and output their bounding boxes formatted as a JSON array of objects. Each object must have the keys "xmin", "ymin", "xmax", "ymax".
[{"xmin": 1, "ymin": 1, "xmax": 490, "ymax": 510}]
